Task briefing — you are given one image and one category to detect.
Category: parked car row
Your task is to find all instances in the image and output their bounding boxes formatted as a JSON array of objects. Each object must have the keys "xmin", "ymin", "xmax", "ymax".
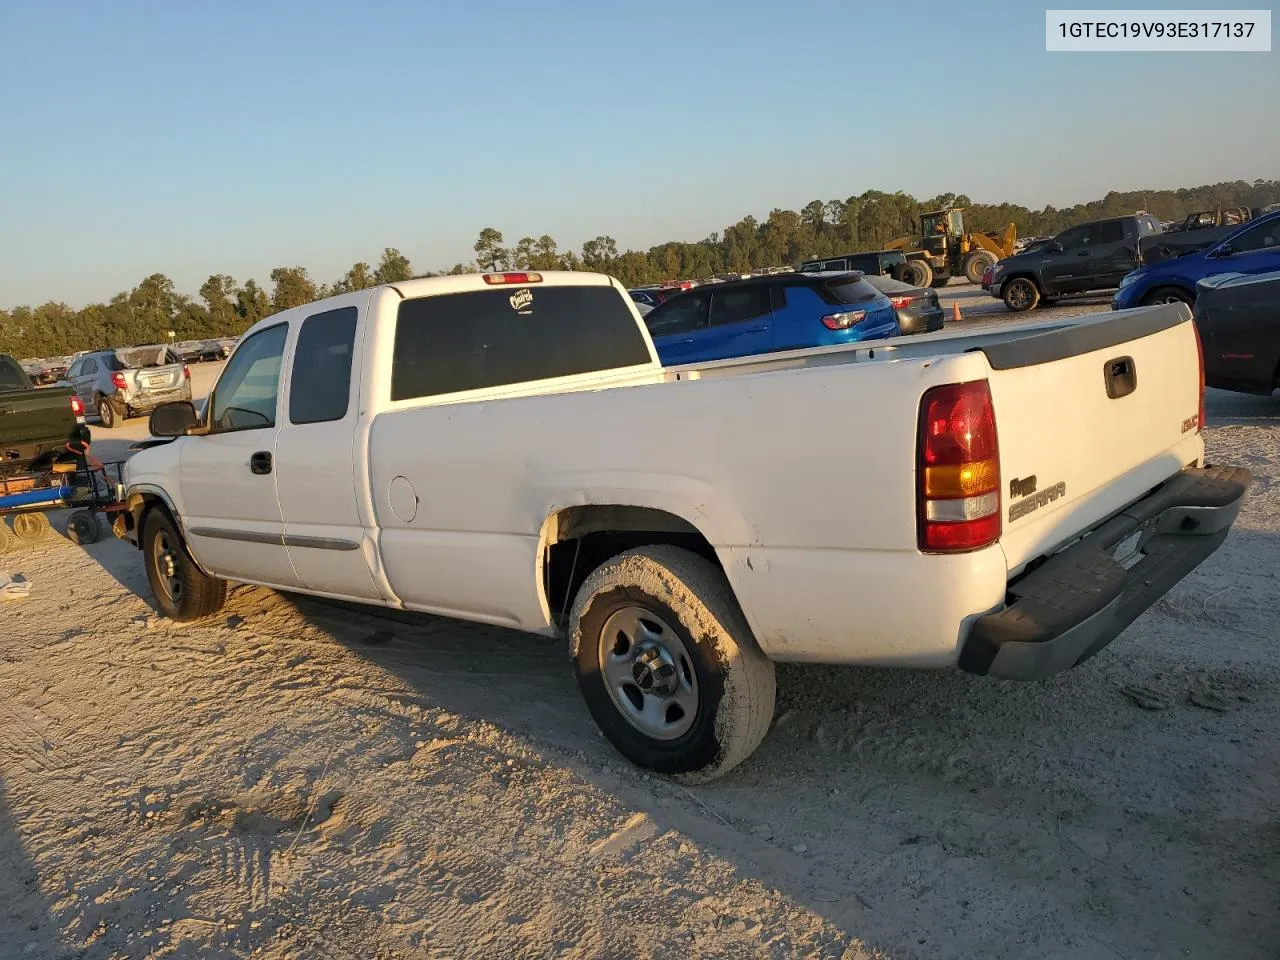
[
  {"xmin": 61, "ymin": 345, "xmax": 194, "ymax": 429},
  {"xmin": 981, "ymin": 210, "xmax": 1280, "ymax": 315}
]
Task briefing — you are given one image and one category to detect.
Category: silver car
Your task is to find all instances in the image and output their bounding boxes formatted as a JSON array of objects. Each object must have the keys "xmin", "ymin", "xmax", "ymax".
[{"xmin": 65, "ymin": 346, "xmax": 192, "ymax": 429}]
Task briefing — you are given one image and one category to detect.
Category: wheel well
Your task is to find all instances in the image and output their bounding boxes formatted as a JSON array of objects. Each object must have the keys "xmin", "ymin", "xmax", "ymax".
[
  {"xmin": 127, "ymin": 493, "xmax": 173, "ymax": 547},
  {"xmin": 541, "ymin": 505, "xmax": 720, "ymax": 628},
  {"xmin": 1144, "ymin": 284, "xmax": 1194, "ymax": 302}
]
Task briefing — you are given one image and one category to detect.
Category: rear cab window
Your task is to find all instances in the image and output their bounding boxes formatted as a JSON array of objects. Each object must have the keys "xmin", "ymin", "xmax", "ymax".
[
  {"xmin": 0, "ymin": 356, "xmax": 28, "ymax": 390},
  {"xmin": 391, "ymin": 283, "xmax": 652, "ymax": 401}
]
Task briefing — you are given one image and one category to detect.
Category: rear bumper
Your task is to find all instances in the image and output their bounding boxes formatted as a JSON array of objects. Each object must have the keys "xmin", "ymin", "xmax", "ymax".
[{"xmin": 959, "ymin": 464, "xmax": 1251, "ymax": 680}]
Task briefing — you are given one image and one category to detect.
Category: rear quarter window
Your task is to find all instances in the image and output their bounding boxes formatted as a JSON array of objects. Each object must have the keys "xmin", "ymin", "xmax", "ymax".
[
  {"xmin": 0, "ymin": 356, "xmax": 28, "ymax": 389},
  {"xmin": 818, "ymin": 277, "xmax": 881, "ymax": 305},
  {"xmin": 391, "ymin": 284, "xmax": 651, "ymax": 401}
]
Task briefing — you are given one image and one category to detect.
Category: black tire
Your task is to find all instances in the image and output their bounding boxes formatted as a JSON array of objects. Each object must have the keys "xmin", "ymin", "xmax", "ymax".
[
  {"xmin": 96, "ymin": 395, "xmax": 119, "ymax": 429},
  {"xmin": 1002, "ymin": 277, "xmax": 1040, "ymax": 312},
  {"xmin": 963, "ymin": 250, "xmax": 997, "ymax": 284},
  {"xmin": 903, "ymin": 260, "xmax": 932, "ymax": 287},
  {"xmin": 1141, "ymin": 286, "xmax": 1193, "ymax": 308},
  {"xmin": 142, "ymin": 509, "xmax": 227, "ymax": 621},
  {"xmin": 890, "ymin": 264, "xmax": 913, "ymax": 283},
  {"xmin": 570, "ymin": 545, "xmax": 776, "ymax": 782},
  {"xmin": 66, "ymin": 510, "xmax": 102, "ymax": 545},
  {"xmin": 12, "ymin": 512, "xmax": 51, "ymax": 542},
  {"xmin": 930, "ymin": 274, "xmax": 951, "ymax": 289}
]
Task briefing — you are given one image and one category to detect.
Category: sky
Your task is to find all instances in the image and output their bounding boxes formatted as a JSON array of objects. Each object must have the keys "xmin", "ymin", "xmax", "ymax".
[{"xmin": 1, "ymin": 0, "xmax": 1277, "ymax": 307}]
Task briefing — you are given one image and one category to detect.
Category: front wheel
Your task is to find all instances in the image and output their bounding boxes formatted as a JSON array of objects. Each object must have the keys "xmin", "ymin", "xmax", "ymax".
[
  {"xmin": 142, "ymin": 509, "xmax": 227, "ymax": 621},
  {"xmin": 1141, "ymin": 286, "xmax": 1193, "ymax": 307},
  {"xmin": 1002, "ymin": 277, "xmax": 1041, "ymax": 312},
  {"xmin": 570, "ymin": 546, "xmax": 776, "ymax": 782}
]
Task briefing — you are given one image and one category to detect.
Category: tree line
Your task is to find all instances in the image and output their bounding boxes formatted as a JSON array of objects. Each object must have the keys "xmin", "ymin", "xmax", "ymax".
[{"xmin": 3, "ymin": 178, "xmax": 1277, "ymax": 360}]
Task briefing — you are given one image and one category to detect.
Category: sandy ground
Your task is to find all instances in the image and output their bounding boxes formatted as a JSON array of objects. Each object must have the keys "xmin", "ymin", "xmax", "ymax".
[{"xmin": 2, "ymin": 294, "xmax": 1278, "ymax": 959}]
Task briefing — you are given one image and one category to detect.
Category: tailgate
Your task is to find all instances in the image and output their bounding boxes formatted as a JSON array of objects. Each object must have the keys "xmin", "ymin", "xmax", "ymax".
[
  {"xmin": 985, "ymin": 304, "xmax": 1204, "ymax": 574},
  {"xmin": 130, "ymin": 363, "xmax": 185, "ymax": 393},
  {"xmin": 0, "ymin": 387, "xmax": 78, "ymax": 446}
]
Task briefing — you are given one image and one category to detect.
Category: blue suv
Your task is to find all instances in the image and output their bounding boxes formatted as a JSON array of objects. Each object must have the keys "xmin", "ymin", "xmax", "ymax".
[
  {"xmin": 642, "ymin": 273, "xmax": 899, "ymax": 366},
  {"xmin": 1112, "ymin": 210, "xmax": 1280, "ymax": 310}
]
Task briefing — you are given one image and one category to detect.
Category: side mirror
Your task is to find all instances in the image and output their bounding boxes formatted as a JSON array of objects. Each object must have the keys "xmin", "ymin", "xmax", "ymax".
[
  {"xmin": 1211, "ymin": 244, "xmax": 1235, "ymax": 258},
  {"xmin": 149, "ymin": 401, "xmax": 199, "ymax": 437},
  {"xmin": 1048, "ymin": 242, "xmax": 1064, "ymax": 253}
]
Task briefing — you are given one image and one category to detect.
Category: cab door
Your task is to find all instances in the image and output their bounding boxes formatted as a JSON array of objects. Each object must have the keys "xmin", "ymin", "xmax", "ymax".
[
  {"xmin": 699, "ymin": 285, "xmax": 775, "ymax": 359},
  {"xmin": 177, "ymin": 322, "xmax": 302, "ymax": 589},
  {"xmin": 1040, "ymin": 223, "xmax": 1098, "ymax": 293}
]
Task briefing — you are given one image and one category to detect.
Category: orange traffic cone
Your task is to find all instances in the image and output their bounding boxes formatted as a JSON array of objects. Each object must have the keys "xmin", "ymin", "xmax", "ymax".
[{"xmin": 951, "ymin": 302, "xmax": 962, "ymax": 323}]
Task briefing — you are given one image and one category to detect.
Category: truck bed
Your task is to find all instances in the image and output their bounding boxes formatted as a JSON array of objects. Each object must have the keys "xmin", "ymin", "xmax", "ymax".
[{"xmin": 1, "ymin": 355, "xmax": 84, "ymax": 476}]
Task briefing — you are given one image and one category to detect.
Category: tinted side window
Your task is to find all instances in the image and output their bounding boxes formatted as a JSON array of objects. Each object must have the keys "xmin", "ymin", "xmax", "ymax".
[
  {"xmin": 1232, "ymin": 221, "xmax": 1280, "ymax": 253},
  {"xmin": 820, "ymin": 277, "xmax": 880, "ymax": 304},
  {"xmin": 1097, "ymin": 220, "xmax": 1125, "ymax": 243},
  {"xmin": 645, "ymin": 292, "xmax": 709, "ymax": 337},
  {"xmin": 709, "ymin": 287, "xmax": 772, "ymax": 327},
  {"xmin": 82, "ymin": 358, "xmax": 99, "ymax": 375},
  {"xmin": 210, "ymin": 323, "xmax": 288, "ymax": 431},
  {"xmin": 1057, "ymin": 224, "xmax": 1099, "ymax": 249},
  {"xmin": 67, "ymin": 360, "xmax": 82, "ymax": 378},
  {"xmin": 769, "ymin": 286, "xmax": 787, "ymax": 310},
  {"xmin": 392, "ymin": 285, "xmax": 651, "ymax": 401},
  {"xmin": 290, "ymin": 306, "xmax": 358, "ymax": 425}
]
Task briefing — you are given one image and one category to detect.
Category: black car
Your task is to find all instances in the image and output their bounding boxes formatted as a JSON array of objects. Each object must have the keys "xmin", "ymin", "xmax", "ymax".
[
  {"xmin": 861, "ymin": 275, "xmax": 943, "ymax": 334},
  {"xmin": 1194, "ymin": 269, "xmax": 1280, "ymax": 396}
]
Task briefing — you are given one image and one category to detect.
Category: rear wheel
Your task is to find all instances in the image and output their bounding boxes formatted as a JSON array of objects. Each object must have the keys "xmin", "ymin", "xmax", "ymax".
[
  {"xmin": 570, "ymin": 545, "xmax": 775, "ymax": 782},
  {"xmin": 142, "ymin": 509, "xmax": 227, "ymax": 621},
  {"xmin": 964, "ymin": 250, "xmax": 997, "ymax": 284},
  {"xmin": 1002, "ymin": 277, "xmax": 1040, "ymax": 312},
  {"xmin": 1141, "ymin": 286, "xmax": 1193, "ymax": 307},
  {"xmin": 903, "ymin": 260, "xmax": 933, "ymax": 287},
  {"xmin": 0, "ymin": 522, "xmax": 14, "ymax": 555},
  {"xmin": 96, "ymin": 395, "xmax": 119, "ymax": 429},
  {"xmin": 929, "ymin": 272, "xmax": 951, "ymax": 289},
  {"xmin": 12, "ymin": 512, "xmax": 51, "ymax": 542}
]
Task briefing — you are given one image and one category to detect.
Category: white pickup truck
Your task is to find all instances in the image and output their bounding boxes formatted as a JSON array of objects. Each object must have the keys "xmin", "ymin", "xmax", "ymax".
[{"xmin": 116, "ymin": 271, "xmax": 1250, "ymax": 780}]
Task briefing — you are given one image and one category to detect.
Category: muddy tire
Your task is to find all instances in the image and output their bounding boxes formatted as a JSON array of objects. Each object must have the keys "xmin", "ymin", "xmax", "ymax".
[
  {"xmin": 66, "ymin": 510, "xmax": 102, "ymax": 545},
  {"xmin": 570, "ymin": 545, "xmax": 776, "ymax": 782},
  {"xmin": 12, "ymin": 512, "xmax": 51, "ymax": 542},
  {"xmin": 930, "ymin": 273, "xmax": 951, "ymax": 289},
  {"xmin": 0, "ymin": 522, "xmax": 13, "ymax": 555},
  {"xmin": 964, "ymin": 250, "xmax": 997, "ymax": 284},
  {"xmin": 142, "ymin": 509, "xmax": 226, "ymax": 621},
  {"xmin": 1002, "ymin": 277, "xmax": 1040, "ymax": 312}
]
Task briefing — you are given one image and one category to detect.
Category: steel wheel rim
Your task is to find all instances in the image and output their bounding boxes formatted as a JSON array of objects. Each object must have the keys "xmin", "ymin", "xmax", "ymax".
[
  {"xmin": 598, "ymin": 605, "xmax": 699, "ymax": 741},
  {"xmin": 152, "ymin": 530, "xmax": 183, "ymax": 603}
]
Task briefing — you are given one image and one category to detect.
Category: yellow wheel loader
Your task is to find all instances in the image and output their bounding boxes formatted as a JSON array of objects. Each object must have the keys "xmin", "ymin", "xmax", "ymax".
[{"xmin": 886, "ymin": 208, "xmax": 1017, "ymax": 288}]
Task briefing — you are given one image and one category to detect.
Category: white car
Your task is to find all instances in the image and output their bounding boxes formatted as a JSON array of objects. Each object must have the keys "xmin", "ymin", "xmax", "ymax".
[{"xmin": 117, "ymin": 271, "xmax": 1250, "ymax": 779}]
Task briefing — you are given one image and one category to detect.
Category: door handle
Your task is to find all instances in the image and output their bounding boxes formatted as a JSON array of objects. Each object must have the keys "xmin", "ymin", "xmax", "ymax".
[
  {"xmin": 250, "ymin": 451, "xmax": 273, "ymax": 475},
  {"xmin": 1076, "ymin": 250, "xmax": 1091, "ymax": 256},
  {"xmin": 1103, "ymin": 355, "xmax": 1137, "ymax": 399}
]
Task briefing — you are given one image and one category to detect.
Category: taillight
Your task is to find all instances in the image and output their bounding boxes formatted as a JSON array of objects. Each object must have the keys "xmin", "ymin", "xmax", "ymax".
[
  {"xmin": 111, "ymin": 372, "xmax": 127, "ymax": 391},
  {"xmin": 917, "ymin": 380, "xmax": 1001, "ymax": 553},
  {"xmin": 1192, "ymin": 321, "xmax": 1205, "ymax": 433},
  {"xmin": 482, "ymin": 272, "xmax": 542, "ymax": 284},
  {"xmin": 183, "ymin": 365, "xmax": 190, "ymax": 380},
  {"xmin": 821, "ymin": 309, "xmax": 866, "ymax": 330},
  {"xmin": 889, "ymin": 296, "xmax": 913, "ymax": 309},
  {"xmin": 69, "ymin": 395, "xmax": 84, "ymax": 418}
]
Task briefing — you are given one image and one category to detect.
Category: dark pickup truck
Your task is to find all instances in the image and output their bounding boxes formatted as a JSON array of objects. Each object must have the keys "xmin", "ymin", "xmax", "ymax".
[
  {"xmin": 983, "ymin": 212, "xmax": 1247, "ymax": 311},
  {"xmin": 1, "ymin": 354, "xmax": 88, "ymax": 477}
]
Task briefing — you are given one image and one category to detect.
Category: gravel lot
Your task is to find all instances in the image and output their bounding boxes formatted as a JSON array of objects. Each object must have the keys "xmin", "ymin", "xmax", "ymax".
[{"xmin": 2, "ymin": 289, "xmax": 1277, "ymax": 959}]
